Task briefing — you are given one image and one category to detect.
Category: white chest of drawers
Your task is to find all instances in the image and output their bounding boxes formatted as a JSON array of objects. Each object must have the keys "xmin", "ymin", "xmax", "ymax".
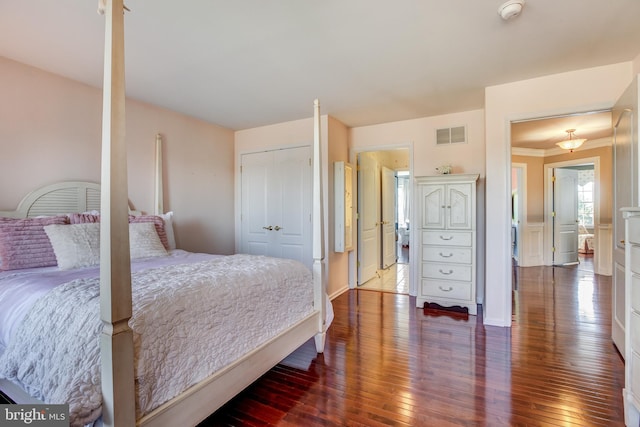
[
  {"xmin": 416, "ymin": 174, "xmax": 479, "ymax": 314},
  {"xmin": 623, "ymin": 208, "xmax": 640, "ymax": 426}
]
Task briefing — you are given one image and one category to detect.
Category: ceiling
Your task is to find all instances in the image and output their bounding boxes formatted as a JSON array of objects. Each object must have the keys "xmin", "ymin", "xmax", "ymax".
[
  {"xmin": 1, "ymin": 1, "xmax": 639, "ymax": 134},
  {"xmin": 511, "ymin": 110, "xmax": 613, "ymax": 150}
]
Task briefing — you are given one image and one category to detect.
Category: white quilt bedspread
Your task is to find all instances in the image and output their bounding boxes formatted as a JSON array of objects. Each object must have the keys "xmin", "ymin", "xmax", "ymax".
[{"xmin": 0, "ymin": 254, "xmax": 314, "ymax": 427}]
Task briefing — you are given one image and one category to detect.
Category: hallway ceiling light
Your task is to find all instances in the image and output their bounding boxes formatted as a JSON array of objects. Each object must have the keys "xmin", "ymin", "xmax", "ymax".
[{"xmin": 556, "ymin": 129, "xmax": 586, "ymax": 152}]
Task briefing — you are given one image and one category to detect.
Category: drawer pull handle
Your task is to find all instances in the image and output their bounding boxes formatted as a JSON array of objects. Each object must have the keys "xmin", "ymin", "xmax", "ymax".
[
  {"xmin": 439, "ymin": 269, "xmax": 454, "ymax": 275},
  {"xmin": 439, "ymin": 252, "xmax": 453, "ymax": 258},
  {"xmin": 438, "ymin": 286, "xmax": 453, "ymax": 292},
  {"xmin": 439, "ymin": 235, "xmax": 454, "ymax": 240}
]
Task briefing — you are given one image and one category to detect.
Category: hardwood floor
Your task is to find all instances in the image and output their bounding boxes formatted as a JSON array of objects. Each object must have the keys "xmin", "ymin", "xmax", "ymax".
[{"xmin": 201, "ymin": 261, "xmax": 625, "ymax": 426}]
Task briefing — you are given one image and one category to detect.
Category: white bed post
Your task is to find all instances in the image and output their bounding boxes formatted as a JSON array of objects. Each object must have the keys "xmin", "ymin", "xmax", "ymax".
[
  {"xmin": 313, "ymin": 99, "xmax": 327, "ymax": 353},
  {"xmin": 154, "ymin": 134, "xmax": 164, "ymax": 215},
  {"xmin": 98, "ymin": 1, "xmax": 136, "ymax": 426}
]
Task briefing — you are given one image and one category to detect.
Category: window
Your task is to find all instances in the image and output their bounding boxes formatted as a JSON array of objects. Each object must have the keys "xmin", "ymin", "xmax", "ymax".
[
  {"xmin": 397, "ymin": 171, "xmax": 410, "ymax": 228},
  {"xmin": 577, "ymin": 169, "xmax": 594, "ymax": 227}
]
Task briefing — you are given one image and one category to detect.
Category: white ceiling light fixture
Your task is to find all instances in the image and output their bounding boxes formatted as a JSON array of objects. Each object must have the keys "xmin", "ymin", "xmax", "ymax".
[
  {"xmin": 556, "ymin": 129, "xmax": 587, "ymax": 152},
  {"xmin": 498, "ymin": 0, "xmax": 525, "ymax": 20}
]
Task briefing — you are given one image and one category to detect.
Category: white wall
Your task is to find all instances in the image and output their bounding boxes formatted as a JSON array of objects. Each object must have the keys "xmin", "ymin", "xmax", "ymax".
[
  {"xmin": 485, "ymin": 62, "xmax": 633, "ymax": 327},
  {"xmin": 349, "ymin": 109, "xmax": 486, "ymax": 300},
  {"xmin": 0, "ymin": 56, "xmax": 236, "ymax": 255},
  {"xmin": 349, "ymin": 109, "xmax": 485, "ymax": 176}
]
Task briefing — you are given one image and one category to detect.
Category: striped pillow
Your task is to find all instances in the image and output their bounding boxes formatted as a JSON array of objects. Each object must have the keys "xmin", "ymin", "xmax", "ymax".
[{"xmin": 0, "ymin": 215, "xmax": 70, "ymax": 271}]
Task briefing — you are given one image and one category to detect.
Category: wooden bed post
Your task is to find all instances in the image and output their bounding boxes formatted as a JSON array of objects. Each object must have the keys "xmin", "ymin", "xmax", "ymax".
[
  {"xmin": 313, "ymin": 99, "xmax": 327, "ymax": 353},
  {"xmin": 98, "ymin": 0, "xmax": 136, "ymax": 426},
  {"xmin": 154, "ymin": 134, "xmax": 164, "ymax": 215}
]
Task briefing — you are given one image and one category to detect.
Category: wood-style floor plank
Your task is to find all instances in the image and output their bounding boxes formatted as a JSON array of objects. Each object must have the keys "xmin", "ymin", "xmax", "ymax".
[{"xmin": 201, "ymin": 259, "xmax": 625, "ymax": 426}]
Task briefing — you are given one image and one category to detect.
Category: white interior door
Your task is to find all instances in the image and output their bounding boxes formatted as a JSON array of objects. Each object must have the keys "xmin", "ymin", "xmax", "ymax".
[
  {"xmin": 553, "ymin": 168, "xmax": 579, "ymax": 265},
  {"xmin": 273, "ymin": 146, "xmax": 312, "ymax": 268},
  {"xmin": 240, "ymin": 151, "xmax": 272, "ymax": 256},
  {"xmin": 358, "ymin": 152, "xmax": 380, "ymax": 284},
  {"xmin": 240, "ymin": 146, "xmax": 312, "ymax": 268},
  {"xmin": 381, "ymin": 166, "xmax": 397, "ymax": 269},
  {"xmin": 612, "ymin": 76, "xmax": 638, "ymax": 357}
]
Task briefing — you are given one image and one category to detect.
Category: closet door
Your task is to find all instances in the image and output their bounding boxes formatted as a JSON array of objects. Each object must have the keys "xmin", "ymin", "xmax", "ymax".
[
  {"xmin": 241, "ymin": 150, "xmax": 272, "ymax": 256},
  {"xmin": 240, "ymin": 146, "xmax": 312, "ymax": 268},
  {"xmin": 272, "ymin": 146, "xmax": 312, "ymax": 266}
]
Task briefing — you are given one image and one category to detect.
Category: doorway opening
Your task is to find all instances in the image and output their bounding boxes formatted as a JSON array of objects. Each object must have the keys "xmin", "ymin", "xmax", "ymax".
[
  {"xmin": 510, "ymin": 110, "xmax": 610, "ymax": 277},
  {"xmin": 356, "ymin": 149, "xmax": 411, "ymax": 294}
]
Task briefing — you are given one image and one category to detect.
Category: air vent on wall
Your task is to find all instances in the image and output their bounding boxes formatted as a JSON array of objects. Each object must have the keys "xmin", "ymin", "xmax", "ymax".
[{"xmin": 436, "ymin": 126, "xmax": 466, "ymax": 145}]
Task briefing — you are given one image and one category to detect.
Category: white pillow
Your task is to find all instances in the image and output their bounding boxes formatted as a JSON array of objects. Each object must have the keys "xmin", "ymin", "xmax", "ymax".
[
  {"xmin": 159, "ymin": 211, "xmax": 176, "ymax": 250},
  {"xmin": 129, "ymin": 222, "xmax": 168, "ymax": 259},
  {"xmin": 44, "ymin": 223, "xmax": 101, "ymax": 270},
  {"xmin": 44, "ymin": 222, "xmax": 167, "ymax": 270}
]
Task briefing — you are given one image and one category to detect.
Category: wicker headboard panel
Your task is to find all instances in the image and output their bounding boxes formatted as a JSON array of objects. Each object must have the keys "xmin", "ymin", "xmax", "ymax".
[{"xmin": 0, "ymin": 181, "xmax": 138, "ymax": 218}]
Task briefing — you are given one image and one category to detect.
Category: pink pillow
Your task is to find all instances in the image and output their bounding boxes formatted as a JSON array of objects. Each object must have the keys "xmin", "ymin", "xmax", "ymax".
[
  {"xmin": 69, "ymin": 213, "xmax": 169, "ymax": 250},
  {"xmin": 0, "ymin": 216, "xmax": 70, "ymax": 271},
  {"xmin": 68, "ymin": 213, "xmax": 100, "ymax": 224}
]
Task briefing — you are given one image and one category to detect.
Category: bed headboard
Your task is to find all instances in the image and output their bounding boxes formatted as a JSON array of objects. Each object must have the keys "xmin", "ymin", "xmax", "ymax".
[{"xmin": 0, "ymin": 181, "xmax": 139, "ymax": 218}]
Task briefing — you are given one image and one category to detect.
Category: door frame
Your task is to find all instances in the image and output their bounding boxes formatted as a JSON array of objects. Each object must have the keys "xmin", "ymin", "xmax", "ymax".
[
  {"xmin": 543, "ymin": 157, "xmax": 600, "ymax": 266},
  {"xmin": 350, "ymin": 143, "xmax": 414, "ymax": 294}
]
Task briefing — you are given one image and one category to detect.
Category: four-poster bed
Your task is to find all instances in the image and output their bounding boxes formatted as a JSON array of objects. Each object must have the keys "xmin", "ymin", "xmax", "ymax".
[{"xmin": 0, "ymin": 1, "xmax": 328, "ymax": 426}]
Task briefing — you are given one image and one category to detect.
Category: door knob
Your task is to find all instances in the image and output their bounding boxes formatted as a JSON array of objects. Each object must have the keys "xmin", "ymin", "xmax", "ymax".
[
  {"xmin": 274, "ymin": 226, "xmax": 283, "ymax": 231},
  {"xmin": 262, "ymin": 226, "xmax": 273, "ymax": 231}
]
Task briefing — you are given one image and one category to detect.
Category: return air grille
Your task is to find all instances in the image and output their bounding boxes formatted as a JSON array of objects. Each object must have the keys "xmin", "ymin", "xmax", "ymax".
[{"xmin": 436, "ymin": 126, "xmax": 466, "ymax": 145}]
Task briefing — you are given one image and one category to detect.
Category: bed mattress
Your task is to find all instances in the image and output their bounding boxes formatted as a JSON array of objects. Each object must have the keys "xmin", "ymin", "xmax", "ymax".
[{"xmin": 0, "ymin": 250, "xmax": 315, "ymax": 426}]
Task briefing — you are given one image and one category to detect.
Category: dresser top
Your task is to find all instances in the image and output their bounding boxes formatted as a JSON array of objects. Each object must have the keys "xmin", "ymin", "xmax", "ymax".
[{"xmin": 415, "ymin": 173, "xmax": 479, "ymax": 183}]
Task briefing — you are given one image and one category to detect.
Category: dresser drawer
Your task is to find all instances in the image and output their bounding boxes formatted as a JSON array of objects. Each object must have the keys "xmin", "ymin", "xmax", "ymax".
[
  {"xmin": 422, "ymin": 230, "xmax": 472, "ymax": 247},
  {"xmin": 422, "ymin": 262, "xmax": 471, "ymax": 281},
  {"xmin": 422, "ymin": 246, "xmax": 472, "ymax": 264},
  {"xmin": 421, "ymin": 279, "xmax": 472, "ymax": 301}
]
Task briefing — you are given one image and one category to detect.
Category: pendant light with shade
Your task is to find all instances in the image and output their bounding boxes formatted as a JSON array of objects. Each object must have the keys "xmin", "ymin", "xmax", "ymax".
[{"xmin": 556, "ymin": 129, "xmax": 586, "ymax": 152}]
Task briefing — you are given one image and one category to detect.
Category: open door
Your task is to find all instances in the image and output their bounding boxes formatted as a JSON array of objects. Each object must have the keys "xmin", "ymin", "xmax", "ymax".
[
  {"xmin": 612, "ymin": 75, "xmax": 638, "ymax": 359},
  {"xmin": 357, "ymin": 152, "xmax": 380, "ymax": 284},
  {"xmin": 553, "ymin": 167, "xmax": 579, "ymax": 265},
  {"xmin": 381, "ymin": 166, "xmax": 397, "ymax": 269},
  {"xmin": 511, "ymin": 164, "xmax": 525, "ymax": 265}
]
